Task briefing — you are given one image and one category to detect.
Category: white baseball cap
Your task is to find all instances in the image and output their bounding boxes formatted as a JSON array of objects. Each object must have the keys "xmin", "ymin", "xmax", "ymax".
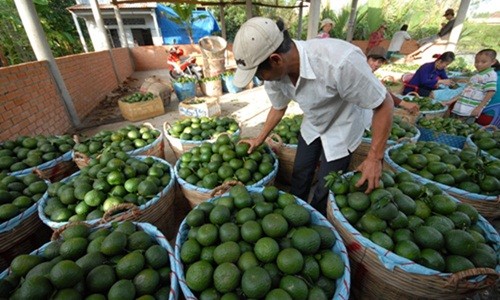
[{"xmin": 233, "ymin": 17, "xmax": 284, "ymax": 88}]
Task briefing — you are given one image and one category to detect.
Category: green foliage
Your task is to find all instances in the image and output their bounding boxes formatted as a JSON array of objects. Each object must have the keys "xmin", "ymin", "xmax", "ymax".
[
  {"xmin": 447, "ymin": 57, "xmax": 475, "ymax": 76},
  {"xmin": 0, "ymin": 0, "xmax": 88, "ymax": 65},
  {"xmin": 173, "ymin": 76, "xmax": 198, "ymax": 84},
  {"xmin": 456, "ymin": 22, "xmax": 500, "ymax": 54},
  {"xmin": 164, "ymin": 3, "xmax": 208, "ymax": 44}
]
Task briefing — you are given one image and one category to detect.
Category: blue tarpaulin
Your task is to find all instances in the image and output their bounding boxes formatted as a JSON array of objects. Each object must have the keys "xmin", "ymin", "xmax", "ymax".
[{"xmin": 156, "ymin": 5, "xmax": 221, "ymax": 45}]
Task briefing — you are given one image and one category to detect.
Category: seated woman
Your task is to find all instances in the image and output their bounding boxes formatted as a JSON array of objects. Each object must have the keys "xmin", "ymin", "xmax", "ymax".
[{"xmin": 402, "ymin": 51, "xmax": 455, "ymax": 97}]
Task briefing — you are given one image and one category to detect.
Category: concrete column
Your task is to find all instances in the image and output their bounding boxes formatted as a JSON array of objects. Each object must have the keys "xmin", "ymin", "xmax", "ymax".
[
  {"xmin": 307, "ymin": 0, "xmax": 321, "ymax": 40},
  {"xmin": 14, "ymin": 0, "xmax": 80, "ymax": 127},
  {"xmin": 297, "ymin": 1, "xmax": 304, "ymax": 39},
  {"xmin": 89, "ymin": 0, "xmax": 111, "ymax": 51},
  {"xmin": 151, "ymin": 9, "xmax": 163, "ymax": 46},
  {"xmin": 71, "ymin": 12, "xmax": 88, "ymax": 53},
  {"xmin": 113, "ymin": 4, "xmax": 127, "ymax": 48},
  {"xmin": 446, "ymin": 0, "xmax": 471, "ymax": 52},
  {"xmin": 346, "ymin": 0, "xmax": 359, "ymax": 42},
  {"xmin": 245, "ymin": 0, "xmax": 253, "ymax": 20}
]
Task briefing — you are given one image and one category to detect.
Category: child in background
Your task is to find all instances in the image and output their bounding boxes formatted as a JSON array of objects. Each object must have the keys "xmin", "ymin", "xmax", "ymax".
[
  {"xmin": 317, "ymin": 18, "xmax": 335, "ymax": 39},
  {"xmin": 443, "ymin": 49, "xmax": 497, "ymax": 120}
]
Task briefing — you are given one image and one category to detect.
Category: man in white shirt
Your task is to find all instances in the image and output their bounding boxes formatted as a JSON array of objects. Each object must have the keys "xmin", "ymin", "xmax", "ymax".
[
  {"xmin": 387, "ymin": 24, "xmax": 411, "ymax": 59},
  {"xmin": 232, "ymin": 17, "xmax": 393, "ymax": 215}
]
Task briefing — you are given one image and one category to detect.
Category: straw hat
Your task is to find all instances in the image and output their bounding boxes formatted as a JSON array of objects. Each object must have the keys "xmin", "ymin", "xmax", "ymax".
[{"xmin": 320, "ymin": 18, "xmax": 335, "ymax": 29}]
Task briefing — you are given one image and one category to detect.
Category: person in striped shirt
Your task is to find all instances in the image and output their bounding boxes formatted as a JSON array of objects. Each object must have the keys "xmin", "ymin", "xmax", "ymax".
[{"xmin": 443, "ymin": 49, "xmax": 497, "ymax": 119}]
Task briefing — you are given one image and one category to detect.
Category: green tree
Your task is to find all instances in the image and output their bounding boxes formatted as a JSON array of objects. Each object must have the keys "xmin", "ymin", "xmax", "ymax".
[
  {"xmin": 164, "ymin": 3, "xmax": 207, "ymax": 44},
  {"xmin": 0, "ymin": 0, "xmax": 87, "ymax": 66}
]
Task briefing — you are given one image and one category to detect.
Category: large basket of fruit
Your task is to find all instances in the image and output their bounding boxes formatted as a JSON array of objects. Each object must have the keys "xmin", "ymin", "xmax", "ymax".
[
  {"xmin": 174, "ymin": 135, "xmax": 279, "ymax": 208},
  {"xmin": 1, "ymin": 135, "xmax": 77, "ymax": 182},
  {"xmin": 349, "ymin": 115, "xmax": 420, "ymax": 171},
  {"xmin": 417, "ymin": 117, "xmax": 483, "ymax": 149},
  {"xmin": 118, "ymin": 91, "xmax": 165, "ymax": 121},
  {"xmin": 73, "ymin": 123, "xmax": 164, "ymax": 169},
  {"xmin": 265, "ymin": 114, "xmax": 302, "ymax": 185},
  {"xmin": 0, "ymin": 173, "xmax": 50, "ymax": 269},
  {"xmin": 326, "ymin": 170, "xmax": 499, "ymax": 299},
  {"xmin": 465, "ymin": 125, "xmax": 499, "ymax": 160},
  {"xmin": 385, "ymin": 141, "xmax": 500, "ymax": 220},
  {"xmin": 174, "ymin": 185, "xmax": 351, "ymax": 300},
  {"xmin": 163, "ymin": 116, "xmax": 240, "ymax": 160},
  {"xmin": 0, "ymin": 221, "xmax": 178, "ymax": 300},
  {"xmin": 38, "ymin": 152, "xmax": 177, "ymax": 239}
]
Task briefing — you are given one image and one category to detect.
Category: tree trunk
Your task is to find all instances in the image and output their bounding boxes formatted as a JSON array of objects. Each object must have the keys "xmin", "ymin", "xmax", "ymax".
[{"xmin": 0, "ymin": 44, "xmax": 8, "ymax": 66}]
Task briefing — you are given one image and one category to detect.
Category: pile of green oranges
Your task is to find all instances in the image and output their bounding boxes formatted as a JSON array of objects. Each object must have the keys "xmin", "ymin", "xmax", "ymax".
[
  {"xmin": 176, "ymin": 135, "xmax": 276, "ymax": 189},
  {"xmin": 178, "ymin": 185, "xmax": 346, "ymax": 299}
]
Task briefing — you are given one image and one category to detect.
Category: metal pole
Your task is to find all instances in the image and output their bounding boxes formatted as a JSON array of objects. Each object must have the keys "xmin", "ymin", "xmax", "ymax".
[
  {"xmin": 346, "ymin": 0, "xmax": 359, "ymax": 42},
  {"xmin": 446, "ymin": 0, "xmax": 471, "ymax": 52},
  {"xmin": 245, "ymin": 0, "xmax": 253, "ymax": 20},
  {"xmin": 219, "ymin": 0, "xmax": 226, "ymax": 40},
  {"xmin": 89, "ymin": 0, "xmax": 112, "ymax": 51},
  {"xmin": 14, "ymin": 0, "xmax": 80, "ymax": 127},
  {"xmin": 113, "ymin": 4, "xmax": 128, "ymax": 48},
  {"xmin": 71, "ymin": 11, "xmax": 88, "ymax": 53}
]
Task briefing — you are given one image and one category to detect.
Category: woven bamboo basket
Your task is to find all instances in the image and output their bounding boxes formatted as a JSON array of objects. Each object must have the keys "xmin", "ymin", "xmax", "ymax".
[
  {"xmin": 0, "ymin": 177, "xmax": 51, "ymax": 269},
  {"xmin": 10, "ymin": 150, "xmax": 78, "ymax": 182},
  {"xmin": 175, "ymin": 147, "xmax": 279, "ymax": 208},
  {"xmin": 39, "ymin": 156, "xmax": 177, "ymax": 239},
  {"xmin": 175, "ymin": 186, "xmax": 351, "ymax": 300},
  {"xmin": 384, "ymin": 143, "xmax": 500, "ymax": 220},
  {"xmin": 394, "ymin": 107, "xmax": 419, "ymax": 125},
  {"xmin": 265, "ymin": 133, "xmax": 297, "ymax": 185},
  {"xmin": 73, "ymin": 123, "xmax": 164, "ymax": 169},
  {"xmin": 0, "ymin": 221, "xmax": 179, "ymax": 300},
  {"xmin": 405, "ymin": 92, "xmax": 449, "ymax": 120},
  {"xmin": 163, "ymin": 121, "xmax": 241, "ymax": 160},
  {"xmin": 464, "ymin": 125, "xmax": 499, "ymax": 160},
  {"xmin": 349, "ymin": 119, "xmax": 420, "ymax": 171},
  {"xmin": 327, "ymin": 184, "xmax": 500, "ymax": 300}
]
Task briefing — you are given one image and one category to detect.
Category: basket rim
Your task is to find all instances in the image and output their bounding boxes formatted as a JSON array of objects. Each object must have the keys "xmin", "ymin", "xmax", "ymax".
[
  {"xmin": 38, "ymin": 156, "xmax": 176, "ymax": 229},
  {"xmin": 465, "ymin": 134, "xmax": 499, "ymax": 162},
  {"xmin": 8, "ymin": 151, "xmax": 73, "ymax": 177},
  {"xmin": 0, "ymin": 221, "xmax": 179, "ymax": 300},
  {"xmin": 163, "ymin": 120, "xmax": 241, "ymax": 144},
  {"xmin": 174, "ymin": 187, "xmax": 351, "ymax": 300},
  {"xmin": 385, "ymin": 142, "xmax": 499, "ymax": 201},
  {"xmin": 329, "ymin": 171, "xmax": 500, "ymax": 277},
  {"xmin": 0, "ymin": 178, "xmax": 50, "ymax": 233},
  {"xmin": 174, "ymin": 145, "xmax": 279, "ymax": 194}
]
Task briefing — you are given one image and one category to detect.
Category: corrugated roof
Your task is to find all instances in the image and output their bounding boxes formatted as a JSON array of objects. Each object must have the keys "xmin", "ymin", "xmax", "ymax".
[{"xmin": 68, "ymin": 2, "xmax": 157, "ymax": 11}]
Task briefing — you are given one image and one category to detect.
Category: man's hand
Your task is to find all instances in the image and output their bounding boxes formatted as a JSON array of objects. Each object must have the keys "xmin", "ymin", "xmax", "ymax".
[
  {"xmin": 355, "ymin": 157, "xmax": 383, "ymax": 193},
  {"xmin": 238, "ymin": 138, "xmax": 263, "ymax": 154},
  {"xmin": 400, "ymin": 101, "xmax": 419, "ymax": 114}
]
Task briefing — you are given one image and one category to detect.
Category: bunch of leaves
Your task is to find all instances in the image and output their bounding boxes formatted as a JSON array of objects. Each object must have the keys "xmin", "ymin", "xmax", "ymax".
[
  {"xmin": 448, "ymin": 57, "xmax": 476, "ymax": 76},
  {"xmin": 173, "ymin": 75, "xmax": 198, "ymax": 84},
  {"xmin": 200, "ymin": 75, "xmax": 221, "ymax": 83}
]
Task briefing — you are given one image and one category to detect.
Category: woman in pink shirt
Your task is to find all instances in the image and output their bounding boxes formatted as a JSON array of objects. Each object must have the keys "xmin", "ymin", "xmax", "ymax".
[{"xmin": 366, "ymin": 24, "xmax": 386, "ymax": 53}]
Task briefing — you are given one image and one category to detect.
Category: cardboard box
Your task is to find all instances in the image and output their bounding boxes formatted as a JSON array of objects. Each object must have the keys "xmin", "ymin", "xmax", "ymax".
[
  {"xmin": 178, "ymin": 97, "xmax": 221, "ymax": 118},
  {"xmin": 118, "ymin": 95, "xmax": 165, "ymax": 122}
]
